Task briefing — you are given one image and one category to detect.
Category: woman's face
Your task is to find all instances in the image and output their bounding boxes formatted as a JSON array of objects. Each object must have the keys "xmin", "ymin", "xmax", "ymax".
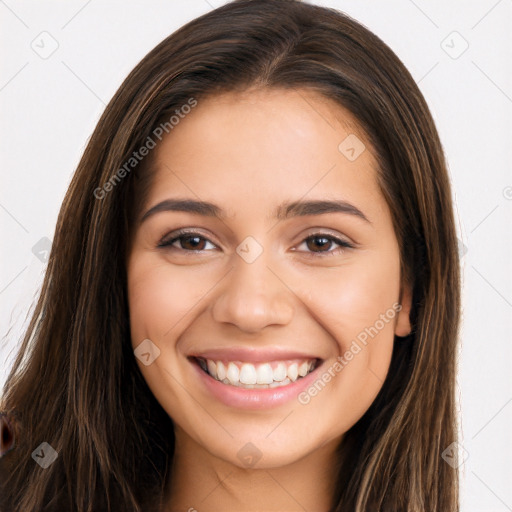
[{"xmin": 127, "ymin": 87, "xmax": 411, "ymax": 468}]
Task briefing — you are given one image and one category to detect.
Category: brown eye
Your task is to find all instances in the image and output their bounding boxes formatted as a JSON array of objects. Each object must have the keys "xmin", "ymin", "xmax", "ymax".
[
  {"xmin": 177, "ymin": 235, "xmax": 207, "ymax": 251},
  {"xmin": 157, "ymin": 231, "xmax": 217, "ymax": 252},
  {"xmin": 297, "ymin": 233, "xmax": 353, "ymax": 257},
  {"xmin": 305, "ymin": 235, "xmax": 333, "ymax": 252}
]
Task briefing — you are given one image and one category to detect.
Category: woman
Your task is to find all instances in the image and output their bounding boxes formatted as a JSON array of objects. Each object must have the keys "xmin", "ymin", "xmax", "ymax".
[{"xmin": 0, "ymin": 0, "xmax": 461, "ymax": 510}]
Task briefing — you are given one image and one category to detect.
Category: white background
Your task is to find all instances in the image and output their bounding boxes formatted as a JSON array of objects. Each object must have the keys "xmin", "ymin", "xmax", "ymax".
[{"xmin": 1, "ymin": 1, "xmax": 511, "ymax": 510}]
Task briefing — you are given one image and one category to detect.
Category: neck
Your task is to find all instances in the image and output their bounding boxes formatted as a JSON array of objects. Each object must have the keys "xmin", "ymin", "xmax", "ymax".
[{"xmin": 163, "ymin": 426, "xmax": 341, "ymax": 512}]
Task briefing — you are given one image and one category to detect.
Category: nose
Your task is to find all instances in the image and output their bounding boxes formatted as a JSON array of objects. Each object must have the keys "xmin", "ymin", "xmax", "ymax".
[{"xmin": 211, "ymin": 250, "xmax": 294, "ymax": 333}]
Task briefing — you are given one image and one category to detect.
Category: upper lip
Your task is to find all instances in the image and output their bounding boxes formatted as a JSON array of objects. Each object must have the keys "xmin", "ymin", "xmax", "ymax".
[{"xmin": 189, "ymin": 347, "xmax": 321, "ymax": 363}]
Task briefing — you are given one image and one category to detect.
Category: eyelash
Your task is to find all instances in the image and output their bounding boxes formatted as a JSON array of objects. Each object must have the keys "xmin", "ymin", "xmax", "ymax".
[{"xmin": 157, "ymin": 229, "xmax": 354, "ymax": 257}]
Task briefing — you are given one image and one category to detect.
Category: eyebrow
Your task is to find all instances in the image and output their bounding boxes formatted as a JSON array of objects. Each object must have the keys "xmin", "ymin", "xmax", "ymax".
[{"xmin": 140, "ymin": 198, "xmax": 371, "ymax": 224}]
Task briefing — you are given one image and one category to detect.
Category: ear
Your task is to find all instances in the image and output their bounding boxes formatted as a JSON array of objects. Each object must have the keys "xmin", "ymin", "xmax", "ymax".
[{"xmin": 394, "ymin": 280, "xmax": 413, "ymax": 337}]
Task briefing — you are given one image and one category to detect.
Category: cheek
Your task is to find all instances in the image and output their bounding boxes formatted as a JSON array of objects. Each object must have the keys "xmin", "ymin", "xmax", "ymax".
[
  {"xmin": 302, "ymin": 253, "xmax": 399, "ymax": 331},
  {"xmin": 290, "ymin": 259, "xmax": 401, "ymax": 437},
  {"xmin": 127, "ymin": 254, "xmax": 211, "ymax": 344},
  {"xmin": 294, "ymin": 250, "xmax": 401, "ymax": 389},
  {"xmin": 126, "ymin": 254, "xmax": 203, "ymax": 414}
]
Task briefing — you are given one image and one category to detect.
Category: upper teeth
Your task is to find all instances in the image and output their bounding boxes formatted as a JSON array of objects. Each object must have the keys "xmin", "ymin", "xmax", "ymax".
[{"xmin": 198, "ymin": 358, "xmax": 316, "ymax": 388}]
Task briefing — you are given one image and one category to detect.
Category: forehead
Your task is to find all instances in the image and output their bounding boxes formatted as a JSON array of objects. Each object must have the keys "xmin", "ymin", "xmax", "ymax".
[{"xmin": 145, "ymin": 87, "xmax": 384, "ymax": 223}]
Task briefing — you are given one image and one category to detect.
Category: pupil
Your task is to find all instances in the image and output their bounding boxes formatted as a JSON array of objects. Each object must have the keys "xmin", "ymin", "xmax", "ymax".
[
  {"xmin": 184, "ymin": 236, "xmax": 203, "ymax": 250},
  {"xmin": 309, "ymin": 236, "xmax": 330, "ymax": 252}
]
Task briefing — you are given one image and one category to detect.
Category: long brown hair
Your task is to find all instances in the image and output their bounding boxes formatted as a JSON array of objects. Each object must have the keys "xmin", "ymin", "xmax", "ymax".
[{"xmin": 0, "ymin": 1, "xmax": 461, "ymax": 510}]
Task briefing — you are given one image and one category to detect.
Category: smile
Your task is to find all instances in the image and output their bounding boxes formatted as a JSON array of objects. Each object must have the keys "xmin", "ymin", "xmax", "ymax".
[{"xmin": 196, "ymin": 357, "xmax": 318, "ymax": 389}]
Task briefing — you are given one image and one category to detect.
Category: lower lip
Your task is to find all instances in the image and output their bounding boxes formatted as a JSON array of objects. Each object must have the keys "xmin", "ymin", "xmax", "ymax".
[{"xmin": 190, "ymin": 357, "xmax": 323, "ymax": 410}]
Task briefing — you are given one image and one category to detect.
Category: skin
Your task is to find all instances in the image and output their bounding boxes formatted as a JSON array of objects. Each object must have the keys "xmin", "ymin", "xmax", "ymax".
[{"xmin": 126, "ymin": 87, "xmax": 412, "ymax": 512}]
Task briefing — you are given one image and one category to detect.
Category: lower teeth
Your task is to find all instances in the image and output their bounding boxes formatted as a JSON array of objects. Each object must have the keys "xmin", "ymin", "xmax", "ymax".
[
  {"xmin": 200, "ymin": 367, "xmax": 309, "ymax": 388},
  {"xmin": 219, "ymin": 377, "xmax": 294, "ymax": 389}
]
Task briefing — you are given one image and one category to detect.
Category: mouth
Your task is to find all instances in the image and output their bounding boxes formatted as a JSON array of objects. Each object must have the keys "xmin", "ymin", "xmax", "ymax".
[{"xmin": 191, "ymin": 356, "xmax": 321, "ymax": 390}]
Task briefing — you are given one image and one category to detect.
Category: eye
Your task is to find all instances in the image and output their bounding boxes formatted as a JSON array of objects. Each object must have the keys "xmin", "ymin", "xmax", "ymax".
[
  {"xmin": 157, "ymin": 230, "xmax": 217, "ymax": 252},
  {"xmin": 157, "ymin": 229, "xmax": 354, "ymax": 257},
  {"xmin": 295, "ymin": 232, "xmax": 354, "ymax": 257}
]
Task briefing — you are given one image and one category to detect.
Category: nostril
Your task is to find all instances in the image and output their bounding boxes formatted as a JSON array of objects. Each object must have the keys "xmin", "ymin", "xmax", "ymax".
[{"xmin": 0, "ymin": 412, "xmax": 16, "ymax": 457}]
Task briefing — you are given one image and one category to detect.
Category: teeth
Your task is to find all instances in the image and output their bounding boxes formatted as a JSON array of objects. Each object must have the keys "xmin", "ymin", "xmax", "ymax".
[
  {"xmin": 226, "ymin": 362, "xmax": 240, "ymax": 385},
  {"xmin": 298, "ymin": 361, "xmax": 309, "ymax": 377},
  {"xmin": 256, "ymin": 363, "xmax": 274, "ymax": 384},
  {"xmin": 207, "ymin": 359, "xmax": 216, "ymax": 377},
  {"xmin": 217, "ymin": 361, "xmax": 226, "ymax": 380},
  {"xmin": 198, "ymin": 357, "xmax": 317, "ymax": 389},
  {"xmin": 239, "ymin": 363, "xmax": 257, "ymax": 385},
  {"xmin": 269, "ymin": 377, "xmax": 291, "ymax": 388},
  {"xmin": 273, "ymin": 362, "xmax": 287, "ymax": 382},
  {"xmin": 287, "ymin": 363, "xmax": 299, "ymax": 382}
]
